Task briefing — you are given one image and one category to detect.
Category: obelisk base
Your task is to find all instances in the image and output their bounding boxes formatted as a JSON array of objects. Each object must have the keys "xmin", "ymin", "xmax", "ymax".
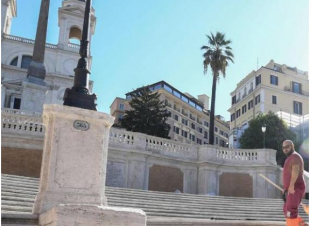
[{"xmin": 39, "ymin": 204, "xmax": 146, "ymax": 226}]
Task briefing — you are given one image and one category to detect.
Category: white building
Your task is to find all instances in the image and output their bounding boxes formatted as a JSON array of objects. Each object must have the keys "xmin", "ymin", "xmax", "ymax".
[{"xmin": 1, "ymin": 0, "xmax": 96, "ymax": 112}]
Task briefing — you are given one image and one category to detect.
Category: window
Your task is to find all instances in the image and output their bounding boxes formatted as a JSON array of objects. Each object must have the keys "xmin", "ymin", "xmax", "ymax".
[
  {"xmin": 236, "ymin": 109, "xmax": 241, "ymax": 118},
  {"xmin": 204, "ymin": 131, "xmax": 208, "ymax": 139},
  {"xmin": 225, "ymin": 133, "xmax": 228, "ymax": 138},
  {"xmin": 220, "ymin": 130, "xmax": 224, "ymax": 136},
  {"xmin": 182, "ymin": 118, "xmax": 188, "ymax": 126},
  {"xmin": 173, "ymin": 90, "xmax": 181, "ymax": 98},
  {"xmin": 21, "ymin": 55, "xmax": 32, "ymax": 69},
  {"xmin": 255, "ymin": 74, "xmax": 261, "ymax": 86},
  {"xmin": 215, "ymin": 137, "xmax": 219, "ymax": 145},
  {"xmin": 198, "ymin": 127, "xmax": 203, "ymax": 133},
  {"xmin": 270, "ymin": 75, "xmax": 278, "ymax": 85},
  {"xmin": 204, "ymin": 121, "xmax": 209, "ymax": 127},
  {"xmin": 195, "ymin": 105, "xmax": 203, "ymax": 111},
  {"xmin": 181, "ymin": 130, "xmax": 188, "ymax": 138},
  {"xmin": 167, "ymin": 111, "xmax": 172, "ymax": 117},
  {"xmin": 118, "ymin": 114, "xmax": 123, "ymax": 121},
  {"xmin": 231, "ymin": 113, "xmax": 235, "ymax": 122},
  {"xmin": 255, "ymin": 95, "xmax": 260, "ymax": 105},
  {"xmin": 163, "ymin": 84, "xmax": 173, "ymax": 93},
  {"xmin": 11, "ymin": 97, "xmax": 21, "ymax": 109},
  {"xmin": 272, "ymin": 95, "xmax": 277, "ymax": 105},
  {"xmin": 189, "ymin": 100, "xmax": 195, "ymax": 107},
  {"xmin": 232, "ymin": 95, "xmax": 236, "ymax": 105},
  {"xmin": 292, "ymin": 82, "xmax": 302, "ymax": 94},
  {"xmin": 174, "ymin": 114, "xmax": 179, "ymax": 121},
  {"xmin": 191, "ymin": 123, "xmax": 195, "ymax": 129},
  {"xmin": 248, "ymin": 100, "xmax": 253, "ymax": 110},
  {"xmin": 173, "ymin": 126, "xmax": 180, "ymax": 134},
  {"xmin": 215, "ymin": 127, "xmax": 218, "ymax": 132},
  {"xmin": 242, "ymin": 104, "xmax": 247, "ymax": 114},
  {"xmin": 197, "ymin": 138, "xmax": 202, "ymax": 145},
  {"xmin": 119, "ymin": 103, "xmax": 124, "ymax": 110},
  {"xmin": 189, "ymin": 134, "xmax": 195, "ymax": 141},
  {"xmin": 181, "ymin": 95, "xmax": 188, "ymax": 103},
  {"xmin": 293, "ymin": 101, "xmax": 302, "ymax": 115},
  {"xmin": 10, "ymin": 57, "xmax": 18, "ymax": 66}
]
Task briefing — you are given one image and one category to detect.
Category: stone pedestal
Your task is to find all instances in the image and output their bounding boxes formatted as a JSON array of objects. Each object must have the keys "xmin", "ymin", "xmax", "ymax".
[
  {"xmin": 21, "ymin": 81, "xmax": 48, "ymax": 113},
  {"xmin": 33, "ymin": 105, "xmax": 146, "ymax": 226},
  {"xmin": 39, "ymin": 205, "xmax": 146, "ymax": 226},
  {"xmin": 32, "ymin": 104, "xmax": 146, "ymax": 226},
  {"xmin": 33, "ymin": 104, "xmax": 115, "ymax": 214}
]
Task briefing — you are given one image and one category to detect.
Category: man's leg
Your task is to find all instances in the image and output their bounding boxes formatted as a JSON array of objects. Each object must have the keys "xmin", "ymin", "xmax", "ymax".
[{"xmin": 284, "ymin": 188, "xmax": 306, "ymax": 226}]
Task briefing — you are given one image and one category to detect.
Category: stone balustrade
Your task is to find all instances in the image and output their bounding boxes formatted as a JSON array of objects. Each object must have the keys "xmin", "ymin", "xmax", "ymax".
[
  {"xmin": 199, "ymin": 145, "xmax": 277, "ymax": 165},
  {"xmin": 1, "ymin": 109, "xmax": 277, "ymax": 165},
  {"xmin": 2, "ymin": 108, "xmax": 45, "ymax": 136},
  {"xmin": 3, "ymin": 34, "xmax": 58, "ymax": 49}
]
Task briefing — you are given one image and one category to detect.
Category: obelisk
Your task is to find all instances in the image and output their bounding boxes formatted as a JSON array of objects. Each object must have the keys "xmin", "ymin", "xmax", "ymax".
[
  {"xmin": 27, "ymin": 0, "xmax": 49, "ymax": 82},
  {"xmin": 21, "ymin": 0, "xmax": 50, "ymax": 112}
]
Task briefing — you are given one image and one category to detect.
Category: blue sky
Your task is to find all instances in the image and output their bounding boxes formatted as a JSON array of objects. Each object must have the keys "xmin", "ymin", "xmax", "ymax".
[{"xmin": 10, "ymin": 0, "xmax": 309, "ymax": 120}]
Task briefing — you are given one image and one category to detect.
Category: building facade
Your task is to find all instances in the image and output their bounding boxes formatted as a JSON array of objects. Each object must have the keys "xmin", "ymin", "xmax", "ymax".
[
  {"xmin": 228, "ymin": 60, "xmax": 309, "ymax": 148},
  {"xmin": 110, "ymin": 81, "xmax": 230, "ymax": 147},
  {"xmin": 1, "ymin": 0, "xmax": 96, "ymax": 112}
]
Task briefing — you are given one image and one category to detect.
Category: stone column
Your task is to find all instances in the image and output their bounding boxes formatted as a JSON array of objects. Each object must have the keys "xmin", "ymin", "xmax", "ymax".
[
  {"xmin": 27, "ymin": 0, "xmax": 50, "ymax": 82},
  {"xmin": 33, "ymin": 105, "xmax": 146, "ymax": 226}
]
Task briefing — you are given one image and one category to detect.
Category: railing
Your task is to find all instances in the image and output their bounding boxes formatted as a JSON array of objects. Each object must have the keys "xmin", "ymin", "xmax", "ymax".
[
  {"xmin": 216, "ymin": 149, "xmax": 258, "ymax": 161},
  {"xmin": 68, "ymin": 43, "xmax": 80, "ymax": 49},
  {"xmin": 198, "ymin": 146, "xmax": 277, "ymax": 165},
  {"xmin": 2, "ymin": 108, "xmax": 45, "ymax": 136},
  {"xmin": 248, "ymin": 88, "xmax": 253, "ymax": 94},
  {"xmin": 3, "ymin": 34, "xmax": 57, "ymax": 49},
  {"xmin": 190, "ymin": 115, "xmax": 196, "ymax": 121},
  {"xmin": 1, "ymin": 109, "xmax": 277, "ymax": 165},
  {"xmin": 173, "ymin": 106, "xmax": 180, "ymax": 113},
  {"xmin": 284, "ymin": 86, "xmax": 309, "ymax": 97}
]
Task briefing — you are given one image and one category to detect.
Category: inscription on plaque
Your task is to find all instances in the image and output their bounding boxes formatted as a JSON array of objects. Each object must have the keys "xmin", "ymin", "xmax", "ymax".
[{"xmin": 73, "ymin": 120, "xmax": 90, "ymax": 131}]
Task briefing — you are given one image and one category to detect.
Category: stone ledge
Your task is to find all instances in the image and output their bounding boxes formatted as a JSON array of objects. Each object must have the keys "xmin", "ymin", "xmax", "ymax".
[{"xmin": 147, "ymin": 217, "xmax": 286, "ymax": 226}]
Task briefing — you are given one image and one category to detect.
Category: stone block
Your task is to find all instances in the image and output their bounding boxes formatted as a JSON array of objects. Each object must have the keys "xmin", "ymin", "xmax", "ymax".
[{"xmin": 39, "ymin": 204, "xmax": 146, "ymax": 226}]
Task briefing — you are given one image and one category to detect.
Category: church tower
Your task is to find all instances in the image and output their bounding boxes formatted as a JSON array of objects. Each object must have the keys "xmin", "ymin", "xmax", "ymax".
[
  {"xmin": 1, "ymin": 0, "xmax": 17, "ymax": 34},
  {"xmin": 57, "ymin": 0, "xmax": 96, "ymax": 52}
]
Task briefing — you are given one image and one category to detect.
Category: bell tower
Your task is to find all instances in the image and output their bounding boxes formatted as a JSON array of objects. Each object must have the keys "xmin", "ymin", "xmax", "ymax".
[
  {"xmin": 1, "ymin": 0, "xmax": 17, "ymax": 34},
  {"xmin": 57, "ymin": 0, "xmax": 96, "ymax": 51}
]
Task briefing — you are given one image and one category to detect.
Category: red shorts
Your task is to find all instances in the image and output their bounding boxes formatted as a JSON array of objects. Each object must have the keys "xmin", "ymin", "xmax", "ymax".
[{"xmin": 283, "ymin": 187, "xmax": 305, "ymax": 219}]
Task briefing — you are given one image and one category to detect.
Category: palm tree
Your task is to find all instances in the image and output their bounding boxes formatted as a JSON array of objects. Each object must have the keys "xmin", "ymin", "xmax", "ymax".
[{"xmin": 201, "ymin": 32, "xmax": 234, "ymax": 145}]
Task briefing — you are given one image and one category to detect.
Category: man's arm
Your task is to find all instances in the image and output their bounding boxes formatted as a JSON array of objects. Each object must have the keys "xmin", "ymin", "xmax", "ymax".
[{"xmin": 288, "ymin": 164, "xmax": 300, "ymax": 194}]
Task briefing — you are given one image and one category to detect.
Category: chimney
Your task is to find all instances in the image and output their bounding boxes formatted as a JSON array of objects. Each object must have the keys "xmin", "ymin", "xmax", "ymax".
[{"xmin": 198, "ymin": 94, "xmax": 209, "ymax": 110}]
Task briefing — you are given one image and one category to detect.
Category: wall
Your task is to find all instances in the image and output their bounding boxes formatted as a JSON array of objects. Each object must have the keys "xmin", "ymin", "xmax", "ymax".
[{"xmin": 2, "ymin": 109, "xmax": 291, "ymax": 199}]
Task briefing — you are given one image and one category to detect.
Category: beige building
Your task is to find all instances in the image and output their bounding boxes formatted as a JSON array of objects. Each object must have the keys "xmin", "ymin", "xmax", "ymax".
[
  {"xmin": 228, "ymin": 60, "xmax": 309, "ymax": 148},
  {"xmin": 110, "ymin": 81, "xmax": 230, "ymax": 147}
]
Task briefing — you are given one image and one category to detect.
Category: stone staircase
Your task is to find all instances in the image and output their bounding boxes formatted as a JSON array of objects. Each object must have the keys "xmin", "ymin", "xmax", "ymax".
[{"xmin": 1, "ymin": 174, "xmax": 308, "ymax": 226}]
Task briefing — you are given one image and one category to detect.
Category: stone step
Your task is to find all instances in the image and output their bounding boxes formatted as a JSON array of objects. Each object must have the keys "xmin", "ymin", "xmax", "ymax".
[
  {"xmin": 1, "ymin": 205, "xmax": 33, "ymax": 213},
  {"xmin": 1, "ymin": 174, "xmax": 308, "ymax": 223},
  {"xmin": 1, "ymin": 191, "xmax": 36, "ymax": 199},
  {"xmin": 1, "ymin": 174, "xmax": 39, "ymax": 182},
  {"xmin": 2, "ymin": 200, "xmax": 34, "ymax": 207}
]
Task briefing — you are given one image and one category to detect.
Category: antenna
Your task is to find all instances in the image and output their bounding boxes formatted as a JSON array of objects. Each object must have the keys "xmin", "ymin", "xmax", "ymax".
[{"xmin": 257, "ymin": 58, "xmax": 259, "ymax": 70}]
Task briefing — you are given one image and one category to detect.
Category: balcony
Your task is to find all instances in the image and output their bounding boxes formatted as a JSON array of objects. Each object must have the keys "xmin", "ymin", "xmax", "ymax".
[
  {"xmin": 182, "ymin": 110, "xmax": 188, "ymax": 117},
  {"xmin": 284, "ymin": 86, "xmax": 309, "ymax": 97},
  {"xmin": 190, "ymin": 114, "xmax": 196, "ymax": 121},
  {"xmin": 173, "ymin": 106, "xmax": 180, "ymax": 113}
]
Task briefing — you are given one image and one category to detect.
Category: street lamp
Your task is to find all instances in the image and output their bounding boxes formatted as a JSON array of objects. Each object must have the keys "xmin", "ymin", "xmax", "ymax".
[
  {"xmin": 261, "ymin": 124, "xmax": 267, "ymax": 148},
  {"xmin": 63, "ymin": 0, "xmax": 97, "ymax": 110}
]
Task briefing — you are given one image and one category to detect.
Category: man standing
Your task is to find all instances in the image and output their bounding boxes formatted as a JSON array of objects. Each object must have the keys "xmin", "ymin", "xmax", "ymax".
[{"xmin": 282, "ymin": 140, "xmax": 306, "ymax": 226}]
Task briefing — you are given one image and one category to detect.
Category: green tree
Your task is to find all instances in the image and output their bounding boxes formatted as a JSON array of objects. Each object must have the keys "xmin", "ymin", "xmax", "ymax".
[
  {"xmin": 239, "ymin": 112, "xmax": 299, "ymax": 165},
  {"xmin": 121, "ymin": 87, "xmax": 170, "ymax": 139},
  {"xmin": 201, "ymin": 32, "xmax": 234, "ymax": 145}
]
